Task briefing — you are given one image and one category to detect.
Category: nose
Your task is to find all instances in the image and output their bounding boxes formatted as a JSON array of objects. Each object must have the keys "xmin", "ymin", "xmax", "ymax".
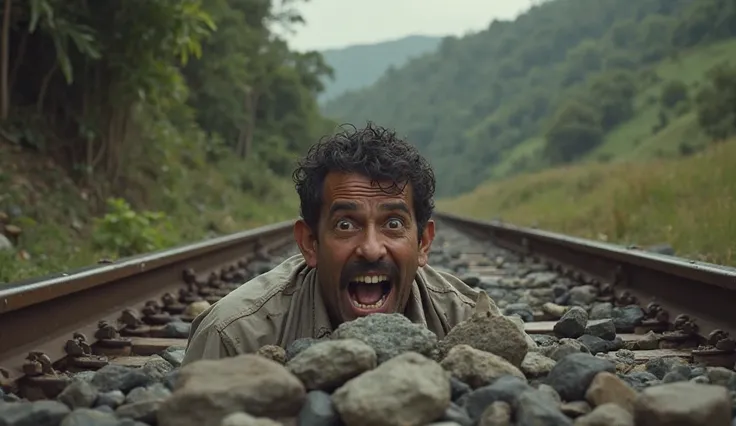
[{"xmin": 355, "ymin": 225, "xmax": 387, "ymax": 262}]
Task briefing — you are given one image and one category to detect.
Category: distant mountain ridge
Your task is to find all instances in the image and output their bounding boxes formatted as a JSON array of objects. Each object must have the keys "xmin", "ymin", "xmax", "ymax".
[{"xmin": 318, "ymin": 35, "xmax": 443, "ymax": 103}]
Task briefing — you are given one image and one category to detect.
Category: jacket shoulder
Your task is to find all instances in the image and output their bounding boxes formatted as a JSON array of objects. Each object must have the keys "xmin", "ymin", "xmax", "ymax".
[
  {"xmin": 212, "ymin": 254, "xmax": 306, "ymax": 330},
  {"xmin": 185, "ymin": 254, "xmax": 307, "ymax": 359},
  {"xmin": 420, "ymin": 264, "xmax": 480, "ymax": 307}
]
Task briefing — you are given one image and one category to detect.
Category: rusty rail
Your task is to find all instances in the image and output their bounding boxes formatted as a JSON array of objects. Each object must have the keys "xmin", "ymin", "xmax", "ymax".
[
  {"xmin": 0, "ymin": 219, "xmax": 296, "ymax": 385},
  {"xmin": 435, "ymin": 211, "xmax": 736, "ymax": 346}
]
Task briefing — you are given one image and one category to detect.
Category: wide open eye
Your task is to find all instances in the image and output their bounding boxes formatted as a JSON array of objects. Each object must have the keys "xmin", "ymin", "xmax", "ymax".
[
  {"xmin": 386, "ymin": 218, "xmax": 404, "ymax": 230},
  {"xmin": 336, "ymin": 219, "xmax": 357, "ymax": 231}
]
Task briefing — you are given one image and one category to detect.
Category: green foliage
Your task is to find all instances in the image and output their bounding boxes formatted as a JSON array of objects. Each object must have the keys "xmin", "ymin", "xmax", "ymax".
[
  {"xmin": 672, "ymin": 0, "xmax": 736, "ymax": 48},
  {"xmin": 544, "ymin": 100, "xmax": 604, "ymax": 164},
  {"xmin": 652, "ymin": 109, "xmax": 669, "ymax": 134},
  {"xmin": 92, "ymin": 198, "xmax": 173, "ymax": 257},
  {"xmin": 588, "ymin": 70, "xmax": 637, "ymax": 131},
  {"xmin": 179, "ymin": 0, "xmax": 335, "ymax": 162},
  {"xmin": 0, "ymin": 0, "xmax": 335, "ymax": 282},
  {"xmin": 660, "ymin": 80, "xmax": 690, "ymax": 108},
  {"xmin": 322, "ymin": 0, "xmax": 736, "ymax": 196},
  {"xmin": 695, "ymin": 63, "xmax": 736, "ymax": 140},
  {"xmin": 28, "ymin": 0, "xmax": 102, "ymax": 84},
  {"xmin": 638, "ymin": 15, "xmax": 678, "ymax": 63},
  {"xmin": 4, "ymin": 0, "xmax": 334, "ymax": 186},
  {"xmin": 538, "ymin": 68, "xmax": 636, "ymax": 165}
]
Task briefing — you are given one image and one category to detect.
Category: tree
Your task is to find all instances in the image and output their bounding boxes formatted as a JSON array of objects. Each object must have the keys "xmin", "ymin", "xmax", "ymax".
[
  {"xmin": 562, "ymin": 40, "xmax": 603, "ymax": 86},
  {"xmin": 181, "ymin": 0, "xmax": 333, "ymax": 163},
  {"xmin": 588, "ymin": 70, "xmax": 636, "ymax": 130},
  {"xmin": 660, "ymin": 80, "xmax": 689, "ymax": 109},
  {"xmin": 638, "ymin": 15, "xmax": 676, "ymax": 62},
  {"xmin": 695, "ymin": 63, "xmax": 736, "ymax": 141},
  {"xmin": 543, "ymin": 99, "xmax": 604, "ymax": 164}
]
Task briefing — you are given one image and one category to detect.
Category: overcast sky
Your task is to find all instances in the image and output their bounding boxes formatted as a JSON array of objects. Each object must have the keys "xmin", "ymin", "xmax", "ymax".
[{"xmin": 282, "ymin": 0, "xmax": 536, "ymax": 51}]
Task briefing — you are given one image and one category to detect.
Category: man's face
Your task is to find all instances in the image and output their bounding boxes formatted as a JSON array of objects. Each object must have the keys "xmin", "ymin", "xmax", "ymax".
[{"xmin": 295, "ymin": 171, "xmax": 434, "ymax": 325}]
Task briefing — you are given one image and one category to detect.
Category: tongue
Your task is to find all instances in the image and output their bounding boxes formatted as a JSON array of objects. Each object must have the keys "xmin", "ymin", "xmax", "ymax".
[{"xmin": 353, "ymin": 283, "xmax": 383, "ymax": 305}]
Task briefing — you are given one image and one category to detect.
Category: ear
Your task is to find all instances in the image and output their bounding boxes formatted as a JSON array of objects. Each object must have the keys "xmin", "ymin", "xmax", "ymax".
[
  {"xmin": 294, "ymin": 219, "xmax": 318, "ymax": 268},
  {"xmin": 417, "ymin": 219, "xmax": 435, "ymax": 267}
]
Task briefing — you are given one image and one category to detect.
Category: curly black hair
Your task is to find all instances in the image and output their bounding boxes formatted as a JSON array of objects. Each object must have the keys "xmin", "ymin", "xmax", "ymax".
[{"xmin": 292, "ymin": 122, "xmax": 436, "ymax": 239}]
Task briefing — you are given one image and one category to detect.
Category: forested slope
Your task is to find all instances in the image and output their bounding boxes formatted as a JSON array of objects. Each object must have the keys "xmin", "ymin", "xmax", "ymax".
[
  {"xmin": 0, "ymin": 0, "xmax": 335, "ymax": 282},
  {"xmin": 322, "ymin": 0, "xmax": 736, "ymax": 196}
]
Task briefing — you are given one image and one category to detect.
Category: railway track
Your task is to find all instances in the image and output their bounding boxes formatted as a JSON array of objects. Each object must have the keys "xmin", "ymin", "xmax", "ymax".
[
  {"xmin": 0, "ymin": 220, "xmax": 298, "ymax": 398},
  {"xmin": 1, "ymin": 212, "xmax": 735, "ymax": 424}
]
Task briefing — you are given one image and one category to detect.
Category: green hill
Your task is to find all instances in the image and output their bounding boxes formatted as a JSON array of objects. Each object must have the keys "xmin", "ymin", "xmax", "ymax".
[
  {"xmin": 322, "ymin": 0, "xmax": 736, "ymax": 197},
  {"xmin": 490, "ymin": 38, "xmax": 736, "ymax": 180},
  {"xmin": 318, "ymin": 35, "xmax": 442, "ymax": 103}
]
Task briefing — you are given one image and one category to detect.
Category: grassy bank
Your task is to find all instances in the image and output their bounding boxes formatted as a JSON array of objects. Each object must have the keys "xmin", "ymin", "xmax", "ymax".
[
  {"xmin": 438, "ymin": 139, "xmax": 736, "ymax": 266},
  {"xmin": 0, "ymin": 141, "xmax": 298, "ymax": 284}
]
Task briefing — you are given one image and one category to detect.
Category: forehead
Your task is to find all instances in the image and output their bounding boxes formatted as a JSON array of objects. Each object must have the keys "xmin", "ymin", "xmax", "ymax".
[{"xmin": 322, "ymin": 172, "xmax": 412, "ymax": 207}]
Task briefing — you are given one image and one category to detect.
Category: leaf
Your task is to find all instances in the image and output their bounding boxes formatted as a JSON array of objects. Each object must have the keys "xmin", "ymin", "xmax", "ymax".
[
  {"xmin": 50, "ymin": 33, "xmax": 74, "ymax": 84},
  {"xmin": 28, "ymin": 0, "xmax": 41, "ymax": 32},
  {"xmin": 28, "ymin": 0, "xmax": 53, "ymax": 33}
]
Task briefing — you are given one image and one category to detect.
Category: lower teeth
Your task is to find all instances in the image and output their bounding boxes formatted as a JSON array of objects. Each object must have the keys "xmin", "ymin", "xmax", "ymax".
[{"xmin": 352, "ymin": 294, "xmax": 387, "ymax": 309}]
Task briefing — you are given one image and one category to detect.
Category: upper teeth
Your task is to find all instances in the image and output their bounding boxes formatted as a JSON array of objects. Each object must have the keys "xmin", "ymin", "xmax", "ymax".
[{"xmin": 353, "ymin": 275, "xmax": 388, "ymax": 283}]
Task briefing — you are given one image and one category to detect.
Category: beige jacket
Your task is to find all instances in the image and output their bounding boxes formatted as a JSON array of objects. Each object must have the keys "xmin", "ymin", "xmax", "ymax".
[{"xmin": 181, "ymin": 254, "xmax": 481, "ymax": 366}]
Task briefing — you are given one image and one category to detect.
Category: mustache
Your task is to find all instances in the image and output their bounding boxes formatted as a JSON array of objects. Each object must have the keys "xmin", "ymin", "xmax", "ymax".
[{"xmin": 340, "ymin": 259, "xmax": 399, "ymax": 288}]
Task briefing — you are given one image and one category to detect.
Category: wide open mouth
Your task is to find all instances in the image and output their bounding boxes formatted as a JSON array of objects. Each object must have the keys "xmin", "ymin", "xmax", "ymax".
[{"xmin": 346, "ymin": 274, "xmax": 393, "ymax": 313}]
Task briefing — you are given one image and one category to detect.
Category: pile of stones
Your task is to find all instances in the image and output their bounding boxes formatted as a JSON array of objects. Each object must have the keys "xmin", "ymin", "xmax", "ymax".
[{"xmin": 1, "ymin": 305, "xmax": 734, "ymax": 426}]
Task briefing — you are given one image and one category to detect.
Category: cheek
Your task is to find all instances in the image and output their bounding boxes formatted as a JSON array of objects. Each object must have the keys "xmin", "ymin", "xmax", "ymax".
[
  {"xmin": 391, "ymin": 248, "xmax": 420, "ymax": 291},
  {"xmin": 390, "ymin": 239, "xmax": 420, "ymax": 266},
  {"xmin": 319, "ymin": 242, "xmax": 350, "ymax": 273}
]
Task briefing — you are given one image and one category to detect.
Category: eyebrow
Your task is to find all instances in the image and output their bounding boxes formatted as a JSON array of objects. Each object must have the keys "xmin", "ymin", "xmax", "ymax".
[
  {"xmin": 328, "ymin": 201, "xmax": 358, "ymax": 217},
  {"xmin": 328, "ymin": 201, "xmax": 410, "ymax": 217},
  {"xmin": 380, "ymin": 202, "xmax": 410, "ymax": 214}
]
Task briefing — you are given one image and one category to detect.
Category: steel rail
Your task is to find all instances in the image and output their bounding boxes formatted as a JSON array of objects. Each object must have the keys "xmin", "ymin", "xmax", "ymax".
[
  {"xmin": 0, "ymin": 219, "xmax": 297, "ymax": 384},
  {"xmin": 434, "ymin": 211, "xmax": 736, "ymax": 343},
  {"xmin": 3, "ymin": 211, "xmax": 736, "ymax": 390}
]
